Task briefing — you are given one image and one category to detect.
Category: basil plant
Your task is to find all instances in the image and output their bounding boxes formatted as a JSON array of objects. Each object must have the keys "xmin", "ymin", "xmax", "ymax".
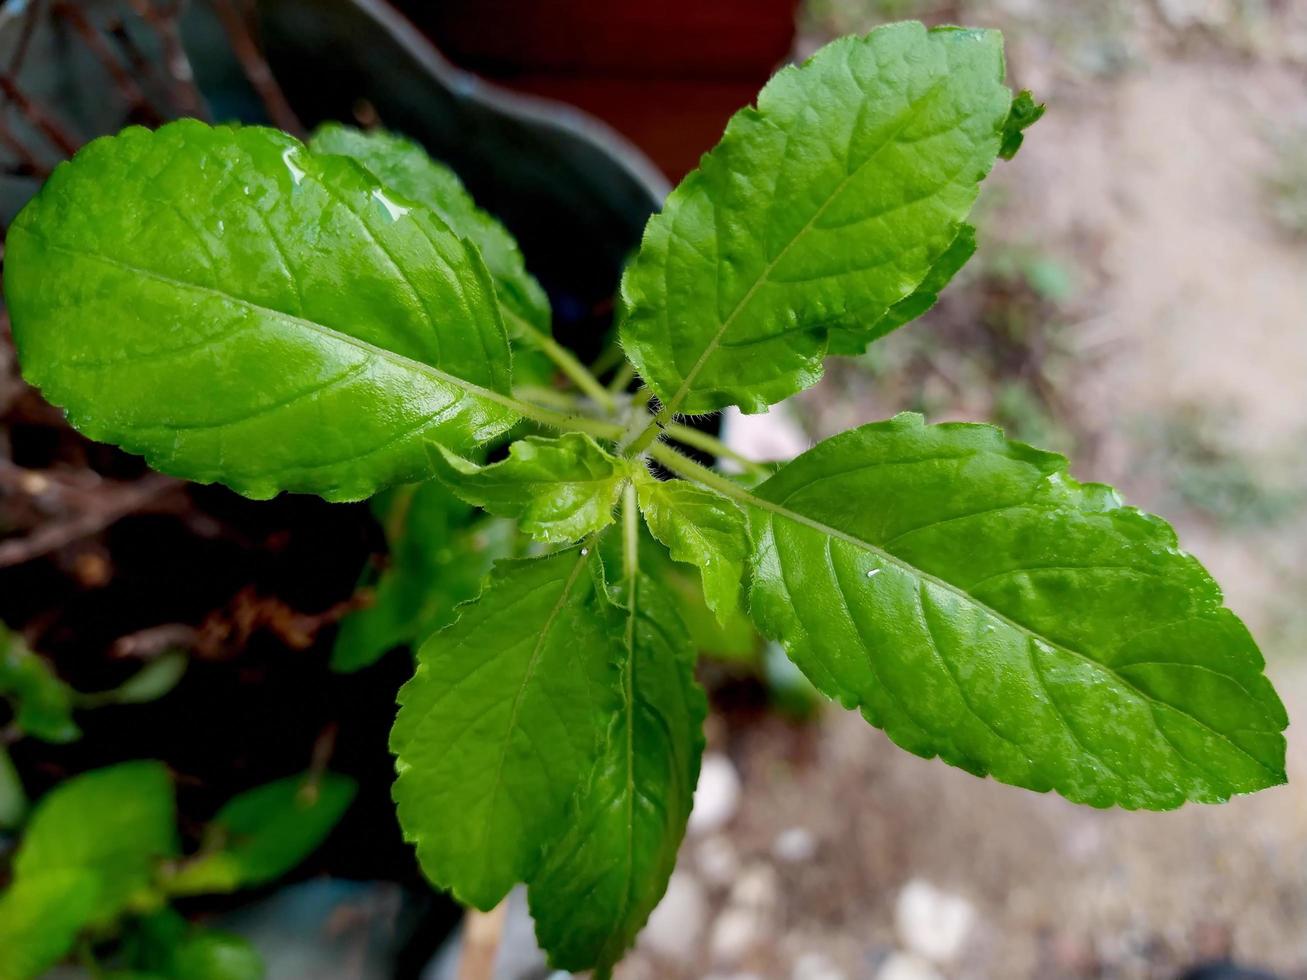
[{"xmin": 3, "ymin": 22, "xmax": 1286, "ymax": 978}]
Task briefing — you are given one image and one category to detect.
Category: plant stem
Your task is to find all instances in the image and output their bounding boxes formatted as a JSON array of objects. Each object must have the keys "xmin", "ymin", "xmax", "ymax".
[
  {"xmin": 503, "ymin": 309, "xmax": 616, "ymax": 412},
  {"xmin": 607, "ymin": 361, "xmax": 636, "ymax": 395},
  {"xmin": 500, "ymin": 393, "xmax": 625, "ymax": 441},
  {"xmin": 663, "ymin": 422, "xmax": 770, "ymax": 479},
  {"xmin": 649, "ymin": 441, "xmax": 760, "ymax": 504},
  {"xmin": 623, "ymin": 410, "xmax": 667, "ymax": 456},
  {"xmin": 458, "ymin": 902, "xmax": 507, "ymax": 980},
  {"xmin": 622, "ymin": 482, "xmax": 639, "ymax": 582}
]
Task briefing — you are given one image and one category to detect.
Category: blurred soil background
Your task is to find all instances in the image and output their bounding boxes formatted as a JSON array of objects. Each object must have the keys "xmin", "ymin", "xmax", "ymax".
[{"xmin": 615, "ymin": 2, "xmax": 1307, "ymax": 978}]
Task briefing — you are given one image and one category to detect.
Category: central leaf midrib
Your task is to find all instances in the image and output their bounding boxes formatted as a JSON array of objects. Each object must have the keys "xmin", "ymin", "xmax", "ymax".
[
  {"xmin": 24, "ymin": 231, "xmax": 520, "ymax": 417},
  {"xmin": 744, "ymin": 483, "xmax": 1277, "ymax": 775}
]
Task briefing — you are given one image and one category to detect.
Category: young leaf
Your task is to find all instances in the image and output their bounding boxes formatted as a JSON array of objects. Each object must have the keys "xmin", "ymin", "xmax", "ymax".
[
  {"xmin": 745, "ymin": 414, "xmax": 1287, "ymax": 809},
  {"xmin": 4, "ymin": 120, "xmax": 520, "ymax": 501},
  {"xmin": 15, "ymin": 761, "xmax": 177, "ymax": 924},
  {"xmin": 636, "ymin": 472, "xmax": 750, "ymax": 624},
  {"xmin": 827, "ymin": 223, "xmax": 977, "ymax": 356},
  {"xmin": 618, "ymin": 22, "xmax": 1014, "ymax": 416},
  {"xmin": 166, "ymin": 772, "xmax": 356, "ymax": 895},
  {"xmin": 332, "ymin": 484, "xmax": 515, "ymax": 672},
  {"xmin": 391, "ymin": 548, "xmax": 622, "ymax": 909},
  {"xmin": 0, "ymin": 625, "xmax": 79, "ymax": 743},
  {"xmin": 529, "ymin": 574, "xmax": 706, "ymax": 973},
  {"xmin": 431, "ymin": 433, "xmax": 631, "ymax": 544},
  {"xmin": 308, "ymin": 125, "xmax": 552, "ymax": 340},
  {"xmin": 1000, "ymin": 90, "xmax": 1046, "ymax": 160},
  {"xmin": 0, "ymin": 870, "xmax": 102, "ymax": 980}
]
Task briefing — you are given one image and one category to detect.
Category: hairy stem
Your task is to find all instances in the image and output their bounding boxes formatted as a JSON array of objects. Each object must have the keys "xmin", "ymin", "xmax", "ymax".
[
  {"xmin": 503, "ymin": 309, "xmax": 616, "ymax": 412},
  {"xmin": 663, "ymin": 422, "xmax": 770, "ymax": 479},
  {"xmin": 648, "ymin": 441, "xmax": 764, "ymax": 502}
]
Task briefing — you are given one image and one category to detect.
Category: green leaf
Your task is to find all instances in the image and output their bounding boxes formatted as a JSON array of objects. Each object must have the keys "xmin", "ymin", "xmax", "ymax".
[
  {"xmin": 431, "ymin": 433, "xmax": 631, "ymax": 544},
  {"xmin": 0, "ymin": 625, "xmax": 78, "ymax": 743},
  {"xmin": 308, "ymin": 125, "xmax": 552, "ymax": 342},
  {"xmin": 15, "ymin": 761, "xmax": 177, "ymax": 924},
  {"xmin": 332, "ymin": 484, "xmax": 515, "ymax": 672},
  {"xmin": 529, "ymin": 573, "xmax": 706, "ymax": 973},
  {"xmin": 745, "ymin": 414, "xmax": 1287, "ymax": 809},
  {"xmin": 168, "ymin": 932, "xmax": 263, "ymax": 980},
  {"xmin": 0, "ymin": 746, "xmax": 26, "ymax": 829},
  {"xmin": 827, "ymin": 223, "xmax": 977, "ymax": 356},
  {"xmin": 4, "ymin": 120, "xmax": 520, "ymax": 502},
  {"xmin": 1000, "ymin": 89, "xmax": 1045, "ymax": 160},
  {"xmin": 636, "ymin": 472, "xmax": 749, "ymax": 624},
  {"xmin": 618, "ymin": 23, "xmax": 1014, "ymax": 416},
  {"xmin": 0, "ymin": 869, "xmax": 102, "ymax": 980},
  {"xmin": 391, "ymin": 548, "xmax": 622, "ymax": 909},
  {"xmin": 166, "ymin": 772, "xmax": 356, "ymax": 895},
  {"xmin": 122, "ymin": 911, "xmax": 264, "ymax": 980}
]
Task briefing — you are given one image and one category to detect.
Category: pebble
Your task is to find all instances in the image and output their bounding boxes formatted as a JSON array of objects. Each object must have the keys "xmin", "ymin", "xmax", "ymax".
[
  {"xmin": 729, "ymin": 863, "xmax": 779, "ymax": 911},
  {"xmin": 640, "ymin": 871, "xmax": 707, "ymax": 963},
  {"xmin": 792, "ymin": 950, "xmax": 847, "ymax": 980},
  {"xmin": 710, "ymin": 906, "xmax": 763, "ymax": 962},
  {"xmin": 773, "ymin": 826, "xmax": 818, "ymax": 863},
  {"xmin": 697, "ymin": 834, "xmax": 741, "ymax": 887},
  {"xmin": 875, "ymin": 951, "xmax": 944, "ymax": 980},
  {"xmin": 719, "ymin": 404, "xmax": 810, "ymax": 471},
  {"xmin": 894, "ymin": 878, "xmax": 976, "ymax": 963},
  {"xmin": 690, "ymin": 753, "xmax": 742, "ymax": 834}
]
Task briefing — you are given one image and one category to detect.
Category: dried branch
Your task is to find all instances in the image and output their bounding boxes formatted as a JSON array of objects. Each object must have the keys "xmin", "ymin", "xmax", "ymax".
[
  {"xmin": 53, "ymin": 3, "xmax": 163, "ymax": 125},
  {"xmin": 209, "ymin": 0, "xmax": 302, "ymax": 137},
  {"xmin": 0, "ymin": 114, "xmax": 49, "ymax": 178},
  {"xmin": 0, "ymin": 73, "xmax": 80, "ymax": 158},
  {"xmin": 0, "ymin": 469, "xmax": 181, "ymax": 568},
  {"xmin": 6, "ymin": 0, "xmax": 43, "ymax": 76},
  {"xmin": 127, "ymin": 0, "xmax": 209, "ymax": 120}
]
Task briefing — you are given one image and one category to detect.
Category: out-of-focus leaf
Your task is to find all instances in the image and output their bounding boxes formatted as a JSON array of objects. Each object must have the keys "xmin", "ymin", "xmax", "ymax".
[
  {"xmin": 14, "ymin": 761, "xmax": 176, "ymax": 924},
  {"xmin": 0, "ymin": 625, "xmax": 78, "ymax": 743},
  {"xmin": 0, "ymin": 869, "xmax": 102, "ymax": 980},
  {"xmin": 167, "ymin": 773, "xmax": 356, "ymax": 895},
  {"xmin": 331, "ymin": 483, "xmax": 516, "ymax": 672}
]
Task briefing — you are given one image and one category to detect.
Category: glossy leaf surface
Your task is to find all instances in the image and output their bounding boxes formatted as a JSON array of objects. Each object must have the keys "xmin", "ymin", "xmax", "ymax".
[
  {"xmin": 828, "ymin": 223, "xmax": 977, "ymax": 356},
  {"xmin": 309, "ymin": 124, "xmax": 552, "ymax": 339},
  {"xmin": 529, "ymin": 574, "xmax": 705, "ymax": 972},
  {"xmin": 5, "ymin": 121, "xmax": 519, "ymax": 501},
  {"xmin": 391, "ymin": 549, "xmax": 621, "ymax": 909},
  {"xmin": 618, "ymin": 23, "xmax": 1013, "ymax": 415},
  {"xmin": 432, "ymin": 434, "xmax": 630, "ymax": 544},
  {"xmin": 636, "ymin": 473, "xmax": 750, "ymax": 624},
  {"xmin": 746, "ymin": 415, "xmax": 1287, "ymax": 809}
]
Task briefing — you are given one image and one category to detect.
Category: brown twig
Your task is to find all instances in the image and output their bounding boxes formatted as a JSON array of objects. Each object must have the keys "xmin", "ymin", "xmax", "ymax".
[
  {"xmin": 127, "ymin": 0, "xmax": 209, "ymax": 120},
  {"xmin": 0, "ymin": 471, "xmax": 181, "ymax": 568},
  {"xmin": 6, "ymin": 0, "xmax": 43, "ymax": 76},
  {"xmin": 0, "ymin": 114, "xmax": 48, "ymax": 178},
  {"xmin": 53, "ymin": 3, "xmax": 162, "ymax": 126},
  {"xmin": 0, "ymin": 73, "xmax": 80, "ymax": 157},
  {"xmin": 111, "ymin": 588, "xmax": 368, "ymax": 661},
  {"xmin": 209, "ymin": 0, "xmax": 302, "ymax": 137}
]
